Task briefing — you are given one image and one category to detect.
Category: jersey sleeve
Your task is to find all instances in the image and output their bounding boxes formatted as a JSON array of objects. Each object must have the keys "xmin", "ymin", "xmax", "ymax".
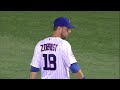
[
  {"xmin": 61, "ymin": 40, "xmax": 77, "ymax": 67},
  {"xmin": 30, "ymin": 42, "xmax": 41, "ymax": 68}
]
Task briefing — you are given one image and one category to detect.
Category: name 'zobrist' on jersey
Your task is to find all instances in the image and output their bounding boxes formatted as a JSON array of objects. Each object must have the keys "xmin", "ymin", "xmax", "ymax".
[{"xmin": 40, "ymin": 43, "xmax": 58, "ymax": 52}]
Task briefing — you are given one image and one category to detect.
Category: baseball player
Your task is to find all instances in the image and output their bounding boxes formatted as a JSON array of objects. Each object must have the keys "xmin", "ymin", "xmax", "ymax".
[{"xmin": 29, "ymin": 17, "xmax": 85, "ymax": 79}]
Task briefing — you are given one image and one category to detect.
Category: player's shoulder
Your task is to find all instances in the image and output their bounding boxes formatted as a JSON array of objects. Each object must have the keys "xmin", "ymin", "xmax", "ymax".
[
  {"xmin": 37, "ymin": 37, "xmax": 48, "ymax": 44},
  {"xmin": 60, "ymin": 39, "xmax": 71, "ymax": 47},
  {"xmin": 35, "ymin": 38, "xmax": 46, "ymax": 46},
  {"xmin": 60, "ymin": 39, "xmax": 70, "ymax": 44}
]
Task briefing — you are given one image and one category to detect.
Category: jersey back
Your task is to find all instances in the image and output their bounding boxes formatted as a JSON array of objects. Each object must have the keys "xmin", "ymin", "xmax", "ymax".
[{"xmin": 30, "ymin": 37, "xmax": 77, "ymax": 79}]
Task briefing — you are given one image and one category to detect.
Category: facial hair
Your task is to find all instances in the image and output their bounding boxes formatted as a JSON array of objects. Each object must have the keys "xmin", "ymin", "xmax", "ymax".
[{"xmin": 61, "ymin": 32, "xmax": 69, "ymax": 39}]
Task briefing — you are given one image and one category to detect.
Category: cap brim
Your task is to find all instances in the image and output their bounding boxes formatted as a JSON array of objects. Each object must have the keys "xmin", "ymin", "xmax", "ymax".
[{"xmin": 67, "ymin": 25, "xmax": 75, "ymax": 28}]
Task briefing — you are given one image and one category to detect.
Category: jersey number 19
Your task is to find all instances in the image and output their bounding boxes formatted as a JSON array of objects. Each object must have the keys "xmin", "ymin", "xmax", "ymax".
[{"xmin": 43, "ymin": 54, "xmax": 56, "ymax": 70}]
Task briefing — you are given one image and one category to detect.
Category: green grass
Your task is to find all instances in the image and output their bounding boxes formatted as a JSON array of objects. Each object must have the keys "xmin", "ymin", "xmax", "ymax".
[{"xmin": 0, "ymin": 11, "xmax": 119, "ymax": 79}]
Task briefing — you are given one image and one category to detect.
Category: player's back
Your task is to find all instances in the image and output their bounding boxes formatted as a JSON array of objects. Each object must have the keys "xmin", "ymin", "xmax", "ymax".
[{"xmin": 38, "ymin": 37, "xmax": 70, "ymax": 79}]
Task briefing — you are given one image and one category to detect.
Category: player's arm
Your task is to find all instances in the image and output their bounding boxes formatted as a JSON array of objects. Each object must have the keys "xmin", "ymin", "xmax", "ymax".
[
  {"xmin": 69, "ymin": 62, "xmax": 85, "ymax": 79},
  {"xmin": 29, "ymin": 66, "xmax": 39, "ymax": 79},
  {"xmin": 74, "ymin": 69, "xmax": 85, "ymax": 79}
]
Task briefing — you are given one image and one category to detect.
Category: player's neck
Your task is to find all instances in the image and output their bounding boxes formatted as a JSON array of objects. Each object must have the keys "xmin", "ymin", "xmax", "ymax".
[{"xmin": 51, "ymin": 31, "xmax": 61, "ymax": 38}]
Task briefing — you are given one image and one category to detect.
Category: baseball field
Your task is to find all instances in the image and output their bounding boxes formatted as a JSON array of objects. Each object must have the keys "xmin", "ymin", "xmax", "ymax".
[{"xmin": 0, "ymin": 11, "xmax": 119, "ymax": 79}]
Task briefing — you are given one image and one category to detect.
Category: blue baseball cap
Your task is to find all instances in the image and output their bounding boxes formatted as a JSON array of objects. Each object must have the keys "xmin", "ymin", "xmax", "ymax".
[{"xmin": 53, "ymin": 17, "xmax": 75, "ymax": 28}]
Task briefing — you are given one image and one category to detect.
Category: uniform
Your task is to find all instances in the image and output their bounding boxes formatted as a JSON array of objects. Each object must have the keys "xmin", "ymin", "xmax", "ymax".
[
  {"xmin": 30, "ymin": 17, "xmax": 85, "ymax": 79},
  {"xmin": 30, "ymin": 37, "xmax": 77, "ymax": 79}
]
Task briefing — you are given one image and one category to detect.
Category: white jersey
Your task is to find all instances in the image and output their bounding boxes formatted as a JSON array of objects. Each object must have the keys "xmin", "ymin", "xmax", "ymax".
[{"xmin": 30, "ymin": 37, "xmax": 77, "ymax": 79}]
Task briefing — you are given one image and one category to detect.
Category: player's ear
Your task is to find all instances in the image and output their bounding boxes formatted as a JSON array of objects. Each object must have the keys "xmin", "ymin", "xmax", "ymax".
[
  {"xmin": 57, "ymin": 26, "xmax": 63, "ymax": 32},
  {"xmin": 57, "ymin": 26, "xmax": 62, "ymax": 30},
  {"xmin": 54, "ymin": 26, "xmax": 60, "ymax": 31}
]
